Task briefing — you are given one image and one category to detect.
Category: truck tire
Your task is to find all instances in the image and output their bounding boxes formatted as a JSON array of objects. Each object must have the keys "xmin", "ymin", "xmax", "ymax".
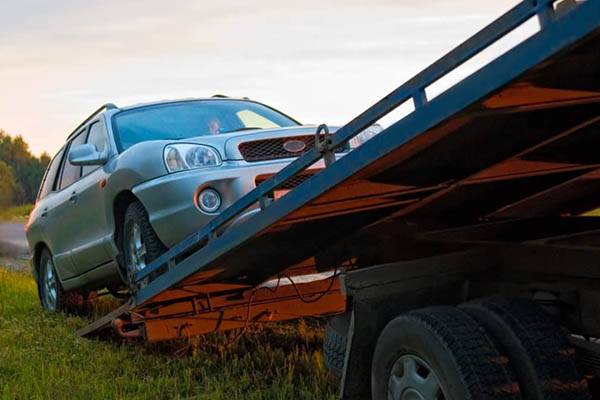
[
  {"xmin": 462, "ymin": 297, "xmax": 590, "ymax": 400},
  {"xmin": 372, "ymin": 306, "xmax": 521, "ymax": 400},
  {"xmin": 324, "ymin": 312, "xmax": 350, "ymax": 377}
]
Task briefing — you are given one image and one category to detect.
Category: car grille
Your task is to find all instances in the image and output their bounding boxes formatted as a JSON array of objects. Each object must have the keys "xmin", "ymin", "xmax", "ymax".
[
  {"xmin": 255, "ymin": 171, "xmax": 317, "ymax": 190},
  {"xmin": 239, "ymin": 135, "xmax": 345, "ymax": 162}
]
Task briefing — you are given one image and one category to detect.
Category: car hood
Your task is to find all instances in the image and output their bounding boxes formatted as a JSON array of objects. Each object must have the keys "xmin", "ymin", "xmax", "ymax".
[{"xmin": 179, "ymin": 125, "xmax": 339, "ymax": 161}]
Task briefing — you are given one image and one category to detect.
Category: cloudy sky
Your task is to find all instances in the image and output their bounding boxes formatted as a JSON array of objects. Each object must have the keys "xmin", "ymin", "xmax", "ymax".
[{"xmin": 0, "ymin": 0, "xmax": 532, "ymax": 156}]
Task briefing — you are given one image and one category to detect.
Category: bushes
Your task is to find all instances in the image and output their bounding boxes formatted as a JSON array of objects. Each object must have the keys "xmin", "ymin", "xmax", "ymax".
[
  {"xmin": 0, "ymin": 204, "xmax": 34, "ymax": 222},
  {"xmin": 0, "ymin": 160, "xmax": 21, "ymax": 209},
  {"xmin": 0, "ymin": 130, "xmax": 50, "ymax": 206}
]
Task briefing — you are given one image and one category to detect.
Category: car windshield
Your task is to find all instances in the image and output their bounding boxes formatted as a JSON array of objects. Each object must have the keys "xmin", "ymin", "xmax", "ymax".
[{"xmin": 112, "ymin": 100, "xmax": 300, "ymax": 151}]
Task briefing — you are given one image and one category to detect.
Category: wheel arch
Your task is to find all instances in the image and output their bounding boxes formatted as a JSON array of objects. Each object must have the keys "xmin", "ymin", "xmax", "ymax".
[
  {"xmin": 112, "ymin": 190, "xmax": 140, "ymax": 257},
  {"xmin": 31, "ymin": 241, "xmax": 49, "ymax": 281}
]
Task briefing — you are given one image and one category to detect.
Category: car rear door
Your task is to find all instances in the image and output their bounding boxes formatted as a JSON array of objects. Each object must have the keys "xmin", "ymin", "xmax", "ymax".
[
  {"xmin": 30, "ymin": 146, "xmax": 68, "ymax": 277},
  {"xmin": 42, "ymin": 131, "xmax": 87, "ymax": 279}
]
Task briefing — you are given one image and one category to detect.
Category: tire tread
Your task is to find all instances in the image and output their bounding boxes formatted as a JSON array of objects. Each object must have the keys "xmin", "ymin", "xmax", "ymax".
[
  {"xmin": 324, "ymin": 313, "xmax": 349, "ymax": 377},
  {"xmin": 408, "ymin": 307, "xmax": 520, "ymax": 399},
  {"xmin": 463, "ymin": 297, "xmax": 590, "ymax": 400},
  {"xmin": 123, "ymin": 201, "xmax": 166, "ymax": 285}
]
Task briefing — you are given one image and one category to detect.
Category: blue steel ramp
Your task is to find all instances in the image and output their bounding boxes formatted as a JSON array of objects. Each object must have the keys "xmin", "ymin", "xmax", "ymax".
[{"xmin": 133, "ymin": 0, "xmax": 600, "ymax": 308}]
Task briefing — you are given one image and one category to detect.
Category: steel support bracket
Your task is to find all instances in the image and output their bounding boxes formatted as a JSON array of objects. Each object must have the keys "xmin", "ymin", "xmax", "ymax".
[
  {"xmin": 537, "ymin": 0, "xmax": 556, "ymax": 28},
  {"xmin": 315, "ymin": 124, "xmax": 336, "ymax": 167}
]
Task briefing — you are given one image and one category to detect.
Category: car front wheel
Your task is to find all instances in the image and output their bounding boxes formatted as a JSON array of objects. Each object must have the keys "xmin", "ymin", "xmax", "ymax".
[{"xmin": 122, "ymin": 201, "xmax": 166, "ymax": 288}]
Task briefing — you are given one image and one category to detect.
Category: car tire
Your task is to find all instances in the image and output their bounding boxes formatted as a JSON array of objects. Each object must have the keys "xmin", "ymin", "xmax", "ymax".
[
  {"xmin": 37, "ymin": 247, "xmax": 95, "ymax": 315},
  {"xmin": 122, "ymin": 201, "xmax": 166, "ymax": 288},
  {"xmin": 462, "ymin": 296, "xmax": 591, "ymax": 400},
  {"xmin": 324, "ymin": 312, "xmax": 350, "ymax": 378},
  {"xmin": 372, "ymin": 306, "xmax": 521, "ymax": 400},
  {"xmin": 37, "ymin": 247, "xmax": 66, "ymax": 312}
]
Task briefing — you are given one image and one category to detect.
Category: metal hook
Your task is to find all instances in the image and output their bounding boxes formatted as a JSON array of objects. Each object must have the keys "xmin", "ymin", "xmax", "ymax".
[{"xmin": 315, "ymin": 124, "xmax": 336, "ymax": 167}]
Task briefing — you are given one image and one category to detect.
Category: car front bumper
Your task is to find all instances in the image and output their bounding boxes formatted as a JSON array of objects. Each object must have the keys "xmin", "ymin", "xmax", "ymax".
[{"xmin": 132, "ymin": 158, "xmax": 328, "ymax": 247}]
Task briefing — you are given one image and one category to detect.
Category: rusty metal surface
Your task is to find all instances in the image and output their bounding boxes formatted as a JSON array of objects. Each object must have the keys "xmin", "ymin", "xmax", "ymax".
[
  {"xmin": 77, "ymin": 301, "xmax": 132, "ymax": 338},
  {"xmin": 136, "ymin": 273, "xmax": 345, "ymax": 342}
]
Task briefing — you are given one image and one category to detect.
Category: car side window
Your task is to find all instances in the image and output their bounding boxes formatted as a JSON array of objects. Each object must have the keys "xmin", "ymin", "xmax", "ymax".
[
  {"xmin": 59, "ymin": 130, "xmax": 87, "ymax": 190},
  {"xmin": 38, "ymin": 146, "xmax": 66, "ymax": 200},
  {"xmin": 82, "ymin": 120, "xmax": 109, "ymax": 176}
]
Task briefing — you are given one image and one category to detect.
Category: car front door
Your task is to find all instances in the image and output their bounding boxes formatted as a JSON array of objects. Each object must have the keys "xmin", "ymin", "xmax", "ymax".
[{"xmin": 68, "ymin": 118, "xmax": 113, "ymax": 273}]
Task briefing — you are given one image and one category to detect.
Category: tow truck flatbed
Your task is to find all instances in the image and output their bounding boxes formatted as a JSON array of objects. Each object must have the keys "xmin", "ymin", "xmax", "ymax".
[{"xmin": 126, "ymin": 0, "xmax": 600, "ymax": 304}]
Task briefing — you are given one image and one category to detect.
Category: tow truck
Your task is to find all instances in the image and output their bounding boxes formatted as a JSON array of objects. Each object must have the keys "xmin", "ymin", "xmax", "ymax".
[{"xmin": 80, "ymin": 0, "xmax": 600, "ymax": 398}]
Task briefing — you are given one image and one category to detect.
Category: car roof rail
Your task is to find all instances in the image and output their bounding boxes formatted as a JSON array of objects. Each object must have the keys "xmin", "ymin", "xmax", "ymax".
[
  {"xmin": 67, "ymin": 103, "xmax": 119, "ymax": 139},
  {"xmin": 213, "ymin": 94, "xmax": 251, "ymax": 100}
]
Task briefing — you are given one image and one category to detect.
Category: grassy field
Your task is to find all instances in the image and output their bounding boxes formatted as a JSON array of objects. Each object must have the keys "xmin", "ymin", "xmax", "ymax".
[
  {"xmin": 0, "ymin": 267, "xmax": 337, "ymax": 400},
  {"xmin": 0, "ymin": 204, "xmax": 33, "ymax": 222}
]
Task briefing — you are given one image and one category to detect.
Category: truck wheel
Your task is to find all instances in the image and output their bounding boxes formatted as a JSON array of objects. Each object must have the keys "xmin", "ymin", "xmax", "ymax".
[
  {"xmin": 462, "ymin": 297, "xmax": 590, "ymax": 400},
  {"xmin": 324, "ymin": 312, "xmax": 350, "ymax": 377},
  {"xmin": 122, "ymin": 201, "xmax": 166, "ymax": 287},
  {"xmin": 372, "ymin": 306, "xmax": 521, "ymax": 400}
]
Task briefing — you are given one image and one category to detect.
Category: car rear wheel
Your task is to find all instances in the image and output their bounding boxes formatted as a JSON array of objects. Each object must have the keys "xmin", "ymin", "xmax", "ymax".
[
  {"xmin": 37, "ymin": 248, "xmax": 95, "ymax": 314},
  {"xmin": 38, "ymin": 248, "xmax": 64, "ymax": 312},
  {"xmin": 122, "ymin": 201, "xmax": 166, "ymax": 288}
]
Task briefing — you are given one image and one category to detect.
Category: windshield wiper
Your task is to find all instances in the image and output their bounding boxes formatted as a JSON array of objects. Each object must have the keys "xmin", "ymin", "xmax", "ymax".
[{"xmin": 222, "ymin": 127, "xmax": 262, "ymax": 133}]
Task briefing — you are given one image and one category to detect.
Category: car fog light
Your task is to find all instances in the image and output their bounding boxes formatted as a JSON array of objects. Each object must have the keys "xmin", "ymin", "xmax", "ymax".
[{"xmin": 198, "ymin": 188, "xmax": 221, "ymax": 213}]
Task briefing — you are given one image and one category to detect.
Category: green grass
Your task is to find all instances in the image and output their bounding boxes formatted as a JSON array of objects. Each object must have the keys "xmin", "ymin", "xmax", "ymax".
[
  {"xmin": 0, "ymin": 204, "xmax": 33, "ymax": 222},
  {"xmin": 0, "ymin": 268, "xmax": 337, "ymax": 400}
]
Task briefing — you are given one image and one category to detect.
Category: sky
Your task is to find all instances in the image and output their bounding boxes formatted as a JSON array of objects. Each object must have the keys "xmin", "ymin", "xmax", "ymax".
[{"xmin": 0, "ymin": 0, "xmax": 534, "ymax": 157}]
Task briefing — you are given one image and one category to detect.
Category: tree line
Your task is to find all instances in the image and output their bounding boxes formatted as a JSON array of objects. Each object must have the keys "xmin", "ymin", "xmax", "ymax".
[{"xmin": 0, "ymin": 130, "xmax": 51, "ymax": 208}]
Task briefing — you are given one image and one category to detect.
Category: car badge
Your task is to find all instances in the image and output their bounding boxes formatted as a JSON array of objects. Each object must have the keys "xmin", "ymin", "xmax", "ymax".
[{"xmin": 283, "ymin": 139, "xmax": 307, "ymax": 153}]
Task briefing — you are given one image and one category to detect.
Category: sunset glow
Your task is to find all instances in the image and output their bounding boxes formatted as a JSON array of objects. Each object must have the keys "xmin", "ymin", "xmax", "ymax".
[{"xmin": 1, "ymin": 0, "xmax": 523, "ymax": 156}]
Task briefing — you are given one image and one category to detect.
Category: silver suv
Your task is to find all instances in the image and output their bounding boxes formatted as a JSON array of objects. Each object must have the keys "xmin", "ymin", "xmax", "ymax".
[{"xmin": 26, "ymin": 97, "xmax": 381, "ymax": 312}]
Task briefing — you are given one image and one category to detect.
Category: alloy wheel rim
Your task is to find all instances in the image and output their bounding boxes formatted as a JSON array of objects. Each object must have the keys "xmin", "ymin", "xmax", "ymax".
[
  {"xmin": 42, "ymin": 258, "xmax": 58, "ymax": 311},
  {"xmin": 127, "ymin": 222, "xmax": 147, "ymax": 279},
  {"xmin": 388, "ymin": 354, "xmax": 445, "ymax": 400}
]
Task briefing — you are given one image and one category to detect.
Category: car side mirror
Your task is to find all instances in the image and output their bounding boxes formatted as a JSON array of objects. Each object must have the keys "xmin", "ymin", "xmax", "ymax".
[{"xmin": 69, "ymin": 144, "xmax": 109, "ymax": 166}]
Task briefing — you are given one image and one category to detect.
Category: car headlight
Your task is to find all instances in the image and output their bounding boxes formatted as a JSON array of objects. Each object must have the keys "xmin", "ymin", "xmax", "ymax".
[
  {"xmin": 349, "ymin": 124, "xmax": 384, "ymax": 149},
  {"xmin": 163, "ymin": 144, "xmax": 222, "ymax": 173}
]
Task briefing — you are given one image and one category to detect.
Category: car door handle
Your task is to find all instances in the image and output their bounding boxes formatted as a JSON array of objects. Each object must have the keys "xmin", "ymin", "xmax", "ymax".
[
  {"xmin": 69, "ymin": 192, "xmax": 78, "ymax": 203},
  {"xmin": 41, "ymin": 208, "xmax": 49, "ymax": 218}
]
